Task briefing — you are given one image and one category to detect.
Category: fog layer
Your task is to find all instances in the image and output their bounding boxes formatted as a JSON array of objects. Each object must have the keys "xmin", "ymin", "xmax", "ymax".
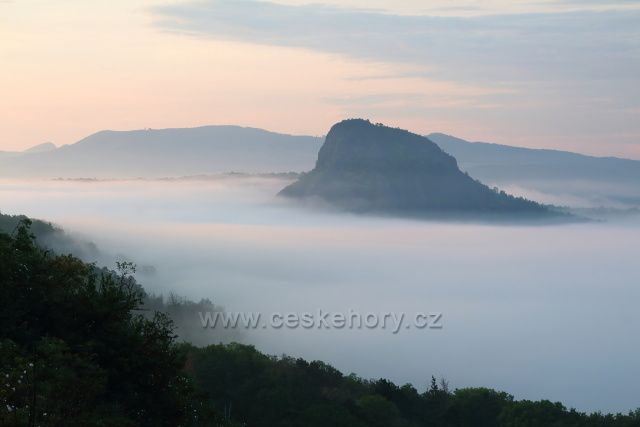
[{"xmin": 1, "ymin": 177, "xmax": 638, "ymax": 413}]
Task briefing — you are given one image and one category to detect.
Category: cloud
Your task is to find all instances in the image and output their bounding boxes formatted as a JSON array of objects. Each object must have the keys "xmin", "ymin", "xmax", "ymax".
[
  {"xmin": 552, "ymin": 0, "xmax": 640, "ymax": 5},
  {"xmin": 149, "ymin": 0, "xmax": 640, "ymax": 152},
  {"xmin": 151, "ymin": 0, "xmax": 640, "ymax": 85}
]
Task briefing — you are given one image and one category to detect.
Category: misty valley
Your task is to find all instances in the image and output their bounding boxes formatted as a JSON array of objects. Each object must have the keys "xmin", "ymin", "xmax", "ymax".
[
  {"xmin": 4, "ymin": 0, "xmax": 640, "ymax": 423},
  {"xmin": 3, "ymin": 118, "xmax": 640, "ymax": 426},
  {"xmin": 2, "ymin": 165, "xmax": 640, "ymax": 418}
]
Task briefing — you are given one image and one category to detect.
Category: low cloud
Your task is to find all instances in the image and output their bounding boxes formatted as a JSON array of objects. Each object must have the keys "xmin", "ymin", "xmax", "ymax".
[{"xmin": 2, "ymin": 176, "xmax": 640, "ymax": 412}]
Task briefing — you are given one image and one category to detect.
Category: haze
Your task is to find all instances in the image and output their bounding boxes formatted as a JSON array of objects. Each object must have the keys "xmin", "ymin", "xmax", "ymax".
[{"xmin": 1, "ymin": 176, "xmax": 638, "ymax": 413}]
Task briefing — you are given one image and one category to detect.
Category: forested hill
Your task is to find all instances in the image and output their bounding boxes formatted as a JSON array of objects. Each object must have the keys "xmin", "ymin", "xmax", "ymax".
[
  {"xmin": 2, "ymin": 220, "xmax": 639, "ymax": 426},
  {"xmin": 0, "ymin": 211, "xmax": 100, "ymax": 260}
]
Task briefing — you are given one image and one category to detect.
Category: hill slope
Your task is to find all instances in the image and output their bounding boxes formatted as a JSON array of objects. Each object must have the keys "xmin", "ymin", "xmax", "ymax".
[
  {"xmin": 429, "ymin": 133, "xmax": 640, "ymax": 184},
  {"xmin": 0, "ymin": 126, "xmax": 322, "ymax": 178},
  {"xmin": 2, "ymin": 124, "xmax": 638, "ymax": 204},
  {"xmin": 428, "ymin": 133, "xmax": 640, "ymax": 208},
  {"xmin": 280, "ymin": 119, "xmax": 549, "ymax": 215}
]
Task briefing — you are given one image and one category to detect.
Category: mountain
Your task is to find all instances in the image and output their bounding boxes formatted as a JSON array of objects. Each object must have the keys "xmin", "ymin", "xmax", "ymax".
[
  {"xmin": 428, "ymin": 133, "xmax": 640, "ymax": 208},
  {"xmin": 0, "ymin": 126, "xmax": 322, "ymax": 178},
  {"xmin": 23, "ymin": 141, "xmax": 57, "ymax": 153},
  {"xmin": 2, "ymin": 125, "xmax": 638, "ymax": 209},
  {"xmin": 280, "ymin": 119, "xmax": 549, "ymax": 216},
  {"xmin": 428, "ymin": 133, "xmax": 640, "ymax": 183},
  {"xmin": 0, "ymin": 142, "xmax": 56, "ymax": 160},
  {"xmin": 0, "ymin": 151, "xmax": 16, "ymax": 160},
  {"xmin": 0, "ymin": 149, "xmax": 21, "ymax": 160}
]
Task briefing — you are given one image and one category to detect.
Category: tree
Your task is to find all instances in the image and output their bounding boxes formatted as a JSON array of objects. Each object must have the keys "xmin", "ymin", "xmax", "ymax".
[{"xmin": 0, "ymin": 220, "xmax": 214, "ymax": 426}]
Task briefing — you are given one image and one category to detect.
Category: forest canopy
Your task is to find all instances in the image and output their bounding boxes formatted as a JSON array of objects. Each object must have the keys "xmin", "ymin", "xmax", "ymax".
[{"xmin": 1, "ymin": 219, "xmax": 638, "ymax": 426}]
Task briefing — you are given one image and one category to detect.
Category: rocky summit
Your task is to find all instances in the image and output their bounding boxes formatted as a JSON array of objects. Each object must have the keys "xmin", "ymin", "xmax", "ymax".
[{"xmin": 279, "ymin": 119, "xmax": 550, "ymax": 216}]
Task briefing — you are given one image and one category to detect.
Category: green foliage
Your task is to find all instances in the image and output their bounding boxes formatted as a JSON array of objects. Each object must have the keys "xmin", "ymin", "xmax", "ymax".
[
  {"xmin": 0, "ymin": 220, "xmax": 216, "ymax": 426},
  {"xmin": 0, "ymin": 211, "xmax": 100, "ymax": 260},
  {"xmin": 446, "ymin": 388, "xmax": 513, "ymax": 427},
  {"xmin": 186, "ymin": 342, "xmax": 640, "ymax": 427},
  {"xmin": 2, "ymin": 218, "xmax": 639, "ymax": 426},
  {"xmin": 142, "ymin": 293, "xmax": 242, "ymax": 346},
  {"xmin": 0, "ymin": 213, "xmax": 57, "ymax": 239}
]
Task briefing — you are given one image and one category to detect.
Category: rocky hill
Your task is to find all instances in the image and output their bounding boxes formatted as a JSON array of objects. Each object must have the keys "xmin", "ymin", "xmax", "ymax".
[{"xmin": 280, "ymin": 119, "xmax": 550, "ymax": 216}]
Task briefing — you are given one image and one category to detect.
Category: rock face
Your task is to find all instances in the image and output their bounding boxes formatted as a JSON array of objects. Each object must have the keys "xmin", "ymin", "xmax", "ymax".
[{"xmin": 279, "ymin": 119, "xmax": 548, "ymax": 215}]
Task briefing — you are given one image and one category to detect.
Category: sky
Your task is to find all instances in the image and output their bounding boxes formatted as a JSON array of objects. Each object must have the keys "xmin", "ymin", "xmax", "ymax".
[{"xmin": 1, "ymin": 0, "xmax": 639, "ymax": 157}]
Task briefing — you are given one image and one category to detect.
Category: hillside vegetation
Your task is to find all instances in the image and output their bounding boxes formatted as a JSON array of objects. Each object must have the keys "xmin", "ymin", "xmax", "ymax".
[{"xmin": 1, "ymin": 220, "xmax": 638, "ymax": 426}]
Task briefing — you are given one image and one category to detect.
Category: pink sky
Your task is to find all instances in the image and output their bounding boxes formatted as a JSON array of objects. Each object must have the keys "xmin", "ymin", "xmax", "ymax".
[{"xmin": 1, "ymin": 0, "xmax": 638, "ymax": 158}]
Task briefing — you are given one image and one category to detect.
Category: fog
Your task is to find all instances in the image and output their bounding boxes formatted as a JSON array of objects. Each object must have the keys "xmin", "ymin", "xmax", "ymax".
[
  {"xmin": 1, "ymin": 176, "xmax": 639, "ymax": 414},
  {"xmin": 497, "ymin": 181, "xmax": 640, "ymax": 210}
]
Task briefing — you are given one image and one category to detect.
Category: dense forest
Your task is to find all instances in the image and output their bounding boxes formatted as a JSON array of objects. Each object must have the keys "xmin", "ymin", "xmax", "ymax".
[
  {"xmin": 0, "ymin": 212, "xmax": 101, "ymax": 261},
  {"xmin": 1, "ymin": 219, "xmax": 639, "ymax": 426}
]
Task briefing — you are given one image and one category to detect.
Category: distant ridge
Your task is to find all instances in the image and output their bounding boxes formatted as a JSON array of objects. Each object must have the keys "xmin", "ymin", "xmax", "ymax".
[
  {"xmin": 24, "ymin": 142, "xmax": 57, "ymax": 153},
  {"xmin": 0, "ymin": 126, "xmax": 322, "ymax": 178},
  {"xmin": 1, "ymin": 124, "xmax": 638, "ymax": 210},
  {"xmin": 428, "ymin": 133, "xmax": 640, "ymax": 184},
  {"xmin": 280, "ymin": 119, "xmax": 551, "ymax": 216}
]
